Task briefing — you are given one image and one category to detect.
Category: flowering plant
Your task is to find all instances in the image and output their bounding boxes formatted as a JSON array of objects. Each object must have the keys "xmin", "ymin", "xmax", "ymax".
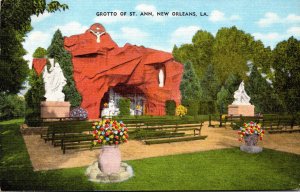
[
  {"xmin": 135, "ymin": 104, "xmax": 141, "ymax": 110},
  {"xmin": 69, "ymin": 107, "xmax": 88, "ymax": 119},
  {"xmin": 237, "ymin": 122, "xmax": 265, "ymax": 142},
  {"xmin": 91, "ymin": 119, "xmax": 129, "ymax": 146},
  {"xmin": 175, "ymin": 105, "xmax": 187, "ymax": 117}
]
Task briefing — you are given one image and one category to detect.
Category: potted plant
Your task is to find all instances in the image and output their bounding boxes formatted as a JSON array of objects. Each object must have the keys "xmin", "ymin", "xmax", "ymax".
[
  {"xmin": 91, "ymin": 119, "xmax": 129, "ymax": 174},
  {"xmin": 238, "ymin": 121, "xmax": 264, "ymax": 153}
]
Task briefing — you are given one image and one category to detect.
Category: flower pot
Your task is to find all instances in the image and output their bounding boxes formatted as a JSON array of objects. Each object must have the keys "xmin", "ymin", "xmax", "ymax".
[
  {"xmin": 98, "ymin": 145, "xmax": 121, "ymax": 174},
  {"xmin": 244, "ymin": 134, "xmax": 259, "ymax": 146}
]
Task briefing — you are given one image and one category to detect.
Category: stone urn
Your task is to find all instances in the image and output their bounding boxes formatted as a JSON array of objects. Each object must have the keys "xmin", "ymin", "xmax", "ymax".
[
  {"xmin": 240, "ymin": 134, "xmax": 263, "ymax": 153},
  {"xmin": 244, "ymin": 134, "xmax": 259, "ymax": 146},
  {"xmin": 98, "ymin": 145, "xmax": 121, "ymax": 174}
]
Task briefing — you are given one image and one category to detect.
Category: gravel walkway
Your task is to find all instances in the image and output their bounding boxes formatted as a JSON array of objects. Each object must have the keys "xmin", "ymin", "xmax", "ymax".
[{"xmin": 22, "ymin": 122, "xmax": 300, "ymax": 171}]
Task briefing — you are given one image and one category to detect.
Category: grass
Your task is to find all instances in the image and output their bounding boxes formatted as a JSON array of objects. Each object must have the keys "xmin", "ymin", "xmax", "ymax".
[{"xmin": 1, "ymin": 119, "xmax": 300, "ymax": 190}]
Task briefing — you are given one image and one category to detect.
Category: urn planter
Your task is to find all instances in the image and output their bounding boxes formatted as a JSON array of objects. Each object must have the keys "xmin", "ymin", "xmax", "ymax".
[
  {"xmin": 98, "ymin": 145, "xmax": 121, "ymax": 174},
  {"xmin": 240, "ymin": 134, "xmax": 263, "ymax": 153}
]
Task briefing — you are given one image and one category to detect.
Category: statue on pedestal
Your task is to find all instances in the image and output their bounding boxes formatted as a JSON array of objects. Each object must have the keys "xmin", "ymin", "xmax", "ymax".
[
  {"xmin": 42, "ymin": 59, "xmax": 67, "ymax": 101},
  {"xmin": 232, "ymin": 81, "xmax": 251, "ymax": 105}
]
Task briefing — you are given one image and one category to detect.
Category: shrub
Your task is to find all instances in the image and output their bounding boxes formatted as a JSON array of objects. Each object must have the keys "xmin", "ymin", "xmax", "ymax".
[
  {"xmin": 0, "ymin": 93, "xmax": 25, "ymax": 120},
  {"xmin": 175, "ymin": 105, "xmax": 187, "ymax": 117},
  {"xmin": 165, "ymin": 100, "xmax": 176, "ymax": 115},
  {"xmin": 182, "ymin": 100, "xmax": 199, "ymax": 116},
  {"xmin": 119, "ymin": 98, "xmax": 131, "ymax": 116}
]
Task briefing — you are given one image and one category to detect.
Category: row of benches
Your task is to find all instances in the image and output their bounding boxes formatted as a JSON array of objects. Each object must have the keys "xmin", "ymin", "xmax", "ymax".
[
  {"xmin": 40, "ymin": 119, "xmax": 207, "ymax": 154},
  {"xmin": 220, "ymin": 114, "xmax": 300, "ymax": 134}
]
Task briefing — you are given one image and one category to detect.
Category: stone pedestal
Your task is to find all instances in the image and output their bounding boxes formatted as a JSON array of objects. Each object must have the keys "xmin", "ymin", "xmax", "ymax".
[
  {"xmin": 240, "ymin": 145, "xmax": 263, "ymax": 153},
  {"xmin": 228, "ymin": 104, "xmax": 255, "ymax": 116},
  {"xmin": 41, "ymin": 101, "xmax": 71, "ymax": 118},
  {"xmin": 85, "ymin": 161, "xmax": 134, "ymax": 183}
]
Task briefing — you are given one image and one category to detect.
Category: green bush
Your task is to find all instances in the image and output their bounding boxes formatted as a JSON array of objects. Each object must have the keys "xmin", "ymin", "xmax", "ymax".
[
  {"xmin": 119, "ymin": 98, "xmax": 130, "ymax": 116},
  {"xmin": 165, "ymin": 100, "xmax": 176, "ymax": 115},
  {"xmin": 182, "ymin": 100, "xmax": 199, "ymax": 116},
  {"xmin": 0, "ymin": 93, "xmax": 25, "ymax": 120}
]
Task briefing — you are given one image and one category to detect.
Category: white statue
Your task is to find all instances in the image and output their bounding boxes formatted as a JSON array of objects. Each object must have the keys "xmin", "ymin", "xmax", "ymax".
[
  {"xmin": 101, "ymin": 100, "xmax": 120, "ymax": 117},
  {"xmin": 232, "ymin": 81, "xmax": 251, "ymax": 105},
  {"xmin": 90, "ymin": 29, "xmax": 105, "ymax": 43},
  {"xmin": 159, "ymin": 68, "xmax": 164, "ymax": 87},
  {"xmin": 42, "ymin": 59, "xmax": 67, "ymax": 102}
]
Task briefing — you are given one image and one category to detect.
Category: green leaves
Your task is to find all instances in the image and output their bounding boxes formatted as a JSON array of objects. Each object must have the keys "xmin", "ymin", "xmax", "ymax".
[
  {"xmin": 47, "ymin": 30, "xmax": 82, "ymax": 107},
  {"xmin": 0, "ymin": 0, "xmax": 68, "ymax": 94},
  {"xmin": 272, "ymin": 37, "xmax": 300, "ymax": 114}
]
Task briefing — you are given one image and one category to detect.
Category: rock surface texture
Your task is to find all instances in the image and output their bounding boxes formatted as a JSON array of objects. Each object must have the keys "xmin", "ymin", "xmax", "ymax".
[{"xmin": 33, "ymin": 23, "xmax": 183, "ymax": 119}]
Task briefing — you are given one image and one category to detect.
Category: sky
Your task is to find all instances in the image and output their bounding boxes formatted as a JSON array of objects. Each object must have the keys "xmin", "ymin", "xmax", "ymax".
[{"xmin": 21, "ymin": 0, "xmax": 300, "ymax": 93}]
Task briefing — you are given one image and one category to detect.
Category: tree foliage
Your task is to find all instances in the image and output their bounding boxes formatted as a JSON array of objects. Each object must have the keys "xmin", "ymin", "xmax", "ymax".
[
  {"xmin": 47, "ymin": 30, "xmax": 82, "ymax": 107},
  {"xmin": 180, "ymin": 62, "xmax": 202, "ymax": 115},
  {"xmin": 24, "ymin": 47, "xmax": 47, "ymax": 122},
  {"xmin": 272, "ymin": 37, "xmax": 300, "ymax": 114},
  {"xmin": 216, "ymin": 86, "xmax": 230, "ymax": 114},
  {"xmin": 165, "ymin": 100, "xmax": 176, "ymax": 116},
  {"xmin": 173, "ymin": 30, "xmax": 214, "ymax": 78},
  {"xmin": 245, "ymin": 65, "xmax": 283, "ymax": 113},
  {"xmin": 0, "ymin": 0, "xmax": 68, "ymax": 94},
  {"xmin": 0, "ymin": 93, "xmax": 25, "ymax": 120}
]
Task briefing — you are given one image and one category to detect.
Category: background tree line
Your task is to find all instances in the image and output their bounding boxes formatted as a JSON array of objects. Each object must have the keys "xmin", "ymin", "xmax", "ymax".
[{"xmin": 174, "ymin": 26, "xmax": 300, "ymax": 115}]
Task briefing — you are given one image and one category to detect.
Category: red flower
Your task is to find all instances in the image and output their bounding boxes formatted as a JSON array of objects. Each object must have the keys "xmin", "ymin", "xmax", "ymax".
[
  {"xmin": 95, "ymin": 135, "xmax": 99, "ymax": 139},
  {"xmin": 97, "ymin": 139, "xmax": 102, "ymax": 143},
  {"xmin": 124, "ymin": 128, "xmax": 128, "ymax": 131},
  {"xmin": 115, "ymin": 141, "xmax": 119, "ymax": 145}
]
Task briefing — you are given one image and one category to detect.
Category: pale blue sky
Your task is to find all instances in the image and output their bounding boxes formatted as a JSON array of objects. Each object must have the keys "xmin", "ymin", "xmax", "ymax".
[{"xmin": 23, "ymin": 0, "xmax": 300, "ymax": 68}]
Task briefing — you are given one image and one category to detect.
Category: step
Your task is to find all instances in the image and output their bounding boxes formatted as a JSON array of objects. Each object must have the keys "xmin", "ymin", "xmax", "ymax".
[{"xmin": 143, "ymin": 135, "xmax": 208, "ymax": 145}]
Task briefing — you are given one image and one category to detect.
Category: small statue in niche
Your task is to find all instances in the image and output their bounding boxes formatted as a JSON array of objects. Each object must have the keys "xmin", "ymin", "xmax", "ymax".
[{"xmin": 158, "ymin": 68, "xmax": 164, "ymax": 87}]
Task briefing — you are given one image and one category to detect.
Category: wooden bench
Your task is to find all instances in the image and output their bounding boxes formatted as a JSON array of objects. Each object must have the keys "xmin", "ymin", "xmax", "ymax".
[
  {"xmin": 141, "ymin": 122, "xmax": 206, "ymax": 145},
  {"xmin": 41, "ymin": 121, "xmax": 92, "ymax": 145}
]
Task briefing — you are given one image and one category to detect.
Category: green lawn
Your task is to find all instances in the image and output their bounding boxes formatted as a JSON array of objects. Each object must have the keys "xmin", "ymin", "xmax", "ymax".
[{"xmin": 1, "ymin": 119, "xmax": 300, "ymax": 190}]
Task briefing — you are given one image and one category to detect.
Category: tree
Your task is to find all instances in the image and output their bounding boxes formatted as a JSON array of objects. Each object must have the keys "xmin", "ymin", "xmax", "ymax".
[
  {"xmin": 272, "ymin": 37, "xmax": 300, "ymax": 114},
  {"xmin": 24, "ymin": 48, "xmax": 46, "ymax": 122},
  {"xmin": 245, "ymin": 65, "xmax": 283, "ymax": 113},
  {"xmin": 199, "ymin": 64, "xmax": 220, "ymax": 114},
  {"xmin": 47, "ymin": 30, "xmax": 82, "ymax": 107},
  {"xmin": 0, "ymin": 0, "xmax": 68, "ymax": 94},
  {"xmin": 173, "ymin": 30, "xmax": 214, "ymax": 78},
  {"xmin": 211, "ymin": 26, "xmax": 254, "ymax": 84},
  {"xmin": 216, "ymin": 86, "xmax": 230, "ymax": 114},
  {"xmin": 180, "ymin": 62, "xmax": 202, "ymax": 115}
]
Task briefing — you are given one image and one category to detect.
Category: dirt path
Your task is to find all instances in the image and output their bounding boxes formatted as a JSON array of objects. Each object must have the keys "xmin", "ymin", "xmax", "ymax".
[{"xmin": 23, "ymin": 122, "xmax": 300, "ymax": 171}]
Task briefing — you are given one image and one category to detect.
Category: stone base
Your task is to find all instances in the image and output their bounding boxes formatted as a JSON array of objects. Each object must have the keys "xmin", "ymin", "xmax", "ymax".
[
  {"xmin": 240, "ymin": 145, "xmax": 263, "ymax": 153},
  {"xmin": 228, "ymin": 104, "xmax": 255, "ymax": 116},
  {"xmin": 41, "ymin": 101, "xmax": 71, "ymax": 118},
  {"xmin": 85, "ymin": 161, "xmax": 134, "ymax": 183}
]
